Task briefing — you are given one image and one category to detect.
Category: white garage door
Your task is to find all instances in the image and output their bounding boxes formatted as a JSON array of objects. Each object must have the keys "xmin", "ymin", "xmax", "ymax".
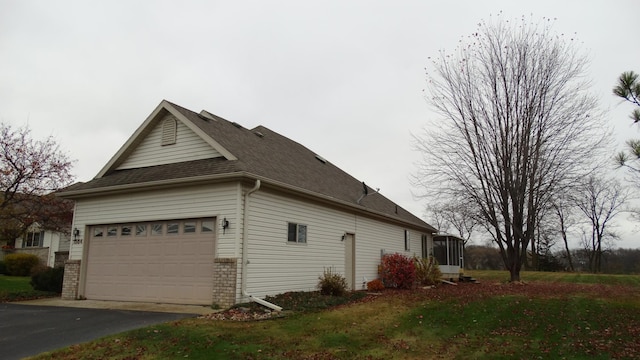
[{"xmin": 85, "ymin": 218, "xmax": 216, "ymax": 305}]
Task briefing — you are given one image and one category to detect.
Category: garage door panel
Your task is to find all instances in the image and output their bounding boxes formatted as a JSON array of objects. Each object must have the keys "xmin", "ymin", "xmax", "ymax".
[{"xmin": 85, "ymin": 218, "xmax": 216, "ymax": 305}]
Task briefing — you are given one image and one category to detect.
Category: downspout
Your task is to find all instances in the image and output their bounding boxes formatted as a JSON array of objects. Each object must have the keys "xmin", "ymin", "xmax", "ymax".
[{"xmin": 241, "ymin": 179, "xmax": 283, "ymax": 312}]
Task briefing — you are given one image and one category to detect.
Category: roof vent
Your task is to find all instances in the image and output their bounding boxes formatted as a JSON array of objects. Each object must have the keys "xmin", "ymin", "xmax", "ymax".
[
  {"xmin": 198, "ymin": 110, "xmax": 217, "ymax": 121},
  {"xmin": 254, "ymin": 131, "xmax": 264, "ymax": 138},
  {"xmin": 231, "ymin": 122, "xmax": 243, "ymax": 129},
  {"xmin": 315, "ymin": 154, "xmax": 327, "ymax": 164}
]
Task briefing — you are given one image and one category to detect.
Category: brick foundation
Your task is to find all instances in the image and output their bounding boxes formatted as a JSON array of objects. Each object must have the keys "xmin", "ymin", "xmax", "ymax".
[
  {"xmin": 61, "ymin": 260, "xmax": 81, "ymax": 300},
  {"xmin": 212, "ymin": 258, "xmax": 238, "ymax": 308}
]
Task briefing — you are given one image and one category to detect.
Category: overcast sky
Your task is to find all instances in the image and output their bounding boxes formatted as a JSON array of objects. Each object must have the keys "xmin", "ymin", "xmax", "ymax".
[{"xmin": 1, "ymin": 1, "xmax": 639, "ymax": 247}]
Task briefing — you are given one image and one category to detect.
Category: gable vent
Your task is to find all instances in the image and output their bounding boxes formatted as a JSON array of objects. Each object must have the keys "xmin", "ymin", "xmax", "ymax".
[{"xmin": 161, "ymin": 117, "xmax": 177, "ymax": 146}]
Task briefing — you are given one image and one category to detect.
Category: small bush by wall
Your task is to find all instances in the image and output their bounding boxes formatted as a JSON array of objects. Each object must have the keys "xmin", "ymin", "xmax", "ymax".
[
  {"xmin": 317, "ymin": 267, "xmax": 348, "ymax": 296},
  {"xmin": 4, "ymin": 253, "xmax": 40, "ymax": 276},
  {"xmin": 379, "ymin": 253, "xmax": 416, "ymax": 289},
  {"xmin": 366, "ymin": 278, "xmax": 385, "ymax": 292},
  {"xmin": 414, "ymin": 256, "xmax": 442, "ymax": 286},
  {"xmin": 30, "ymin": 266, "xmax": 65, "ymax": 293}
]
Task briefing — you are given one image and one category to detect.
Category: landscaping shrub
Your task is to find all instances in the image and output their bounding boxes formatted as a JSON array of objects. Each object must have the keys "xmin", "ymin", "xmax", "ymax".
[
  {"xmin": 366, "ymin": 278, "xmax": 385, "ymax": 292},
  {"xmin": 30, "ymin": 265, "xmax": 65, "ymax": 293},
  {"xmin": 317, "ymin": 267, "xmax": 348, "ymax": 296},
  {"xmin": 379, "ymin": 253, "xmax": 416, "ymax": 289},
  {"xmin": 4, "ymin": 253, "xmax": 40, "ymax": 276},
  {"xmin": 414, "ymin": 256, "xmax": 442, "ymax": 286},
  {"xmin": 0, "ymin": 261, "xmax": 7, "ymax": 275}
]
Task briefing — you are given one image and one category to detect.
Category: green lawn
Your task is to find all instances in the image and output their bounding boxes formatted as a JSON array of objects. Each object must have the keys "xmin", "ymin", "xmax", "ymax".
[
  {"xmin": 28, "ymin": 271, "xmax": 640, "ymax": 359},
  {"xmin": 0, "ymin": 275, "xmax": 57, "ymax": 302},
  {"xmin": 467, "ymin": 269, "xmax": 640, "ymax": 286}
]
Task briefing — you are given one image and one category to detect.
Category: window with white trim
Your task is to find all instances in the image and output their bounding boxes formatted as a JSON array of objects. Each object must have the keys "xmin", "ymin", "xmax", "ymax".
[
  {"xmin": 404, "ymin": 230, "xmax": 410, "ymax": 251},
  {"xmin": 287, "ymin": 223, "xmax": 307, "ymax": 243},
  {"xmin": 23, "ymin": 231, "xmax": 44, "ymax": 248}
]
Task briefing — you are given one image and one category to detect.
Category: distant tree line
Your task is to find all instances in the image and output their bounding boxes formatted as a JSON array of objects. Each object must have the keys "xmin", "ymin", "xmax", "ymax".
[{"xmin": 464, "ymin": 245, "xmax": 640, "ymax": 275}]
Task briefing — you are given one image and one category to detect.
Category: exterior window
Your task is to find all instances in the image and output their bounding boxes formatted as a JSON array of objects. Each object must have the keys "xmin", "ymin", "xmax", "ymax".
[
  {"xmin": 201, "ymin": 220, "xmax": 214, "ymax": 233},
  {"xmin": 23, "ymin": 231, "xmax": 44, "ymax": 247},
  {"xmin": 404, "ymin": 230, "xmax": 410, "ymax": 251},
  {"xmin": 107, "ymin": 226, "xmax": 118, "ymax": 237},
  {"xmin": 167, "ymin": 222, "xmax": 179, "ymax": 234},
  {"xmin": 135, "ymin": 224, "xmax": 147, "ymax": 236},
  {"xmin": 93, "ymin": 227, "xmax": 104, "ymax": 237},
  {"xmin": 151, "ymin": 224, "xmax": 163, "ymax": 236},
  {"xmin": 421, "ymin": 234, "xmax": 429, "ymax": 258},
  {"xmin": 184, "ymin": 221, "xmax": 196, "ymax": 233},
  {"xmin": 121, "ymin": 225, "xmax": 132, "ymax": 236},
  {"xmin": 287, "ymin": 223, "xmax": 307, "ymax": 243}
]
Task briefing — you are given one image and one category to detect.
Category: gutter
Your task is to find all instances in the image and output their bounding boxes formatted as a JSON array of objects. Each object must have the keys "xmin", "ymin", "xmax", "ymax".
[{"xmin": 240, "ymin": 179, "xmax": 283, "ymax": 312}]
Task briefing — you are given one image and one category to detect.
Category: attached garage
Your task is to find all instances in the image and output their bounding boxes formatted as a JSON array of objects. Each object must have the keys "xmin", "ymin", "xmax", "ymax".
[{"xmin": 84, "ymin": 218, "xmax": 216, "ymax": 305}]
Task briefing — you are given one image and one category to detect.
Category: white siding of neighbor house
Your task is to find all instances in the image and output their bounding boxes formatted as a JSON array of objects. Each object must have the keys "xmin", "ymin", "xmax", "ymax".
[
  {"xmin": 243, "ymin": 189, "xmax": 432, "ymax": 299},
  {"xmin": 14, "ymin": 230, "xmax": 67, "ymax": 267},
  {"xmin": 69, "ymin": 183, "xmax": 241, "ymax": 261},
  {"xmin": 117, "ymin": 115, "xmax": 222, "ymax": 170}
]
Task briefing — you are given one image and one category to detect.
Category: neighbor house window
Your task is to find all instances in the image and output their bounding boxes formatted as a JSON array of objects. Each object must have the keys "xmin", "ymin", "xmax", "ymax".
[
  {"xmin": 287, "ymin": 223, "xmax": 307, "ymax": 243},
  {"xmin": 23, "ymin": 231, "xmax": 44, "ymax": 247},
  {"xmin": 404, "ymin": 230, "xmax": 410, "ymax": 251}
]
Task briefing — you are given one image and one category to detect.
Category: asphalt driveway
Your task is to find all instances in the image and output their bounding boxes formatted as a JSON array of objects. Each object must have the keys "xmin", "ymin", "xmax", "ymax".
[{"xmin": 0, "ymin": 303, "xmax": 196, "ymax": 359}]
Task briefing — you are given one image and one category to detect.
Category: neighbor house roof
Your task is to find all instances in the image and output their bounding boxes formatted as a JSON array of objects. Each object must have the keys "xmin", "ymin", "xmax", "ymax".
[{"xmin": 58, "ymin": 100, "xmax": 435, "ymax": 232}]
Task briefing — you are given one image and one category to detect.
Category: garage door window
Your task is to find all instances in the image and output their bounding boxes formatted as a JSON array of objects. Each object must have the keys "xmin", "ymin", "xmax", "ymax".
[
  {"xmin": 167, "ymin": 222, "xmax": 179, "ymax": 235},
  {"xmin": 107, "ymin": 226, "xmax": 117, "ymax": 237},
  {"xmin": 93, "ymin": 227, "xmax": 104, "ymax": 237},
  {"xmin": 136, "ymin": 224, "xmax": 147, "ymax": 236},
  {"xmin": 184, "ymin": 221, "xmax": 196, "ymax": 233},
  {"xmin": 151, "ymin": 224, "xmax": 163, "ymax": 236},
  {"xmin": 202, "ymin": 220, "xmax": 214, "ymax": 233},
  {"xmin": 121, "ymin": 225, "xmax": 132, "ymax": 236}
]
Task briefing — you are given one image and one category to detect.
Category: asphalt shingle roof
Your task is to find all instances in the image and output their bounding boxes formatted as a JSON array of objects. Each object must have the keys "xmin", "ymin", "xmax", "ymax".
[{"xmin": 61, "ymin": 101, "xmax": 435, "ymax": 231}]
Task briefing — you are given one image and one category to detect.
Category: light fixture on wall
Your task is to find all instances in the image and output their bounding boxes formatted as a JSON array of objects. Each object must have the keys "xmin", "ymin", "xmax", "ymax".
[
  {"xmin": 222, "ymin": 218, "xmax": 229, "ymax": 234},
  {"xmin": 73, "ymin": 228, "xmax": 81, "ymax": 244}
]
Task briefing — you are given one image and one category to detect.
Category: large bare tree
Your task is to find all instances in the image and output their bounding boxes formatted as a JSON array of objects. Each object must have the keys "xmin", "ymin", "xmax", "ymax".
[{"xmin": 414, "ymin": 16, "xmax": 606, "ymax": 281}]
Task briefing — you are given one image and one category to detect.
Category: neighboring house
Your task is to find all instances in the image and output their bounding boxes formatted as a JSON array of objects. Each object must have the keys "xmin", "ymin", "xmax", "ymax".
[
  {"xmin": 57, "ymin": 100, "xmax": 437, "ymax": 308},
  {"xmin": 13, "ymin": 223, "xmax": 71, "ymax": 267},
  {"xmin": 0, "ymin": 194, "xmax": 72, "ymax": 267}
]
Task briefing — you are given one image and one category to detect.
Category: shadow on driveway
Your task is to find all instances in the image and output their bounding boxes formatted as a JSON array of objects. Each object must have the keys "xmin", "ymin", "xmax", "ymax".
[{"xmin": 0, "ymin": 303, "xmax": 195, "ymax": 359}]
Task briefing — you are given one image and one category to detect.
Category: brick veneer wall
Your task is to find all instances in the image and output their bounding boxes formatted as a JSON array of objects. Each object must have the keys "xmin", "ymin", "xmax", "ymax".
[
  {"xmin": 212, "ymin": 258, "xmax": 237, "ymax": 308},
  {"xmin": 61, "ymin": 260, "xmax": 81, "ymax": 300}
]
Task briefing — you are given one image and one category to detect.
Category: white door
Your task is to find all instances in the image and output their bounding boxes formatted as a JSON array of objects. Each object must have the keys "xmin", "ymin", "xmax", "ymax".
[
  {"xmin": 344, "ymin": 233, "xmax": 355, "ymax": 290},
  {"xmin": 84, "ymin": 218, "xmax": 216, "ymax": 305}
]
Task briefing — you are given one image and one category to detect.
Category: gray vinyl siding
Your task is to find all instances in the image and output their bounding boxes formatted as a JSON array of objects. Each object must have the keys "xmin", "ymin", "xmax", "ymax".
[
  {"xmin": 117, "ymin": 115, "xmax": 222, "ymax": 170},
  {"xmin": 69, "ymin": 183, "xmax": 240, "ymax": 261},
  {"xmin": 243, "ymin": 190, "xmax": 426, "ymax": 299}
]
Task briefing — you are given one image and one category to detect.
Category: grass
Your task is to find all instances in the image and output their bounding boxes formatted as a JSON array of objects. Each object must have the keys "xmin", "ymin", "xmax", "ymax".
[
  {"xmin": 28, "ymin": 271, "xmax": 640, "ymax": 359},
  {"xmin": 466, "ymin": 269, "xmax": 640, "ymax": 286},
  {"xmin": 0, "ymin": 275, "xmax": 57, "ymax": 302}
]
